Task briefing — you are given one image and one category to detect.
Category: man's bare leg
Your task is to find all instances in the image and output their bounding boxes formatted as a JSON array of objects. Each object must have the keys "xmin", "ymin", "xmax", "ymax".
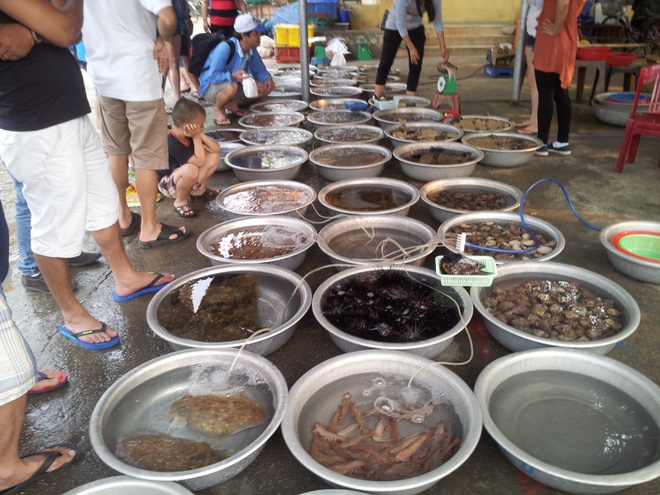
[
  {"xmin": 134, "ymin": 169, "xmax": 187, "ymax": 244},
  {"xmin": 108, "ymin": 154, "xmax": 133, "ymax": 232},
  {"xmin": 213, "ymin": 84, "xmax": 238, "ymax": 122}
]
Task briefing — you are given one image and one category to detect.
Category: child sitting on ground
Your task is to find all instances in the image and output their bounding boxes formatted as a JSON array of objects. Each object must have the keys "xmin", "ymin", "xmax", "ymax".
[{"xmin": 158, "ymin": 99, "xmax": 221, "ymax": 218}]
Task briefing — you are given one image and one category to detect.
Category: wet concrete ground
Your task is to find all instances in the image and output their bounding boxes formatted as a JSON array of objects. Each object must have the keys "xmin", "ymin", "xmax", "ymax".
[{"xmin": 2, "ymin": 53, "xmax": 660, "ymax": 494}]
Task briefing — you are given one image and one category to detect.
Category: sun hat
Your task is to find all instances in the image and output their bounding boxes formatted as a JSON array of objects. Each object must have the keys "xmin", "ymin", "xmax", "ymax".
[{"xmin": 234, "ymin": 13, "xmax": 267, "ymax": 33}]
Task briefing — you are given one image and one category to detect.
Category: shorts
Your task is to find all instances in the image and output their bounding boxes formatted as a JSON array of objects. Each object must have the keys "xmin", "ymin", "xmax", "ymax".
[
  {"xmin": 526, "ymin": 35, "xmax": 536, "ymax": 50},
  {"xmin": 98, "ymin": 96, "xmax": 168, "ymax": 171},
  {"xmin": 0, "ymin": 294, "xmax": 36, "ymax": 406},
  {"xmin": 0, "ymin": 116, "xmax": 120, "ymax": 258},
  {"xmin": 204, "ymin": 81, "xmax": 244, "ymax": 105},
  {"xmin": 181, "ymin": 35, "xmax": 191, "ymax": 59}
]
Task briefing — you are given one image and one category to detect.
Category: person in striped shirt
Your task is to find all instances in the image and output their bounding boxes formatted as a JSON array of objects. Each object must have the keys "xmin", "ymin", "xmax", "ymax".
[{"xmin": 202, "ymin": 0, "xmax": 247, "ymax": 37}]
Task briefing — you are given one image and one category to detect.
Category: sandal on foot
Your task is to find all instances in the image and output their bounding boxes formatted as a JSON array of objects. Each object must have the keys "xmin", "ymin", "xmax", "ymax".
[
  {"xmin": 121, "ymin": 211, "xmax": 141, "ymax": 237},
  {"xmin": 137, "ymin": 224, "xmax": 190, "ymax": 249},
  {"xmin": 57, "ymin": 322, "xmax": 119, "ymax": 350},
  {"xmin": 1, "ymin": 443, "xmax": 82, "ymax": 495},
  {"xmin": 112, "ymin": 273, "xmax": 174, "ymax": 302},
  {"xmin": 28, "ymin": 370, "xmax": 68, "ymax": 395},
  {"xmin": 190, "ymin": 187, "xmax": 220, "ymax": 200},
  {"xmin": 175, "ymin": 203, "xmax": 197, "ymax": 218}
]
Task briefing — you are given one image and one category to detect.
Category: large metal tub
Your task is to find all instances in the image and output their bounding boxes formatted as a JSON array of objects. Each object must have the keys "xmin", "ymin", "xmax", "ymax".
[
  {"xmin": 461, "ymin": 132, "xmax": 542, "ymax": 167},
  {"xmin": 248, "ymin": 99, "xmax": 308, "ymax": 113},
  {"xmin": 373, "ymin": 107, "xmax": 443, "ymax": 130},
  {"xmin": 599, "ymin": 220, "xmax": 660, "ymax": 284},
  {"xmin": 215, "ymin": 180, "xmax": 316, "ymax": 218},
  {"xmin": 63, "ymin": 476, "xmax": 193, "ymax": 495},
  {"xmin": 238, "ymin": 127, "xmax": 313, "ymax": 148},
  {"xmin": 593, "ymin": 92, "xmax": 650, "ymax": 126},
  {"xmin": 314, "ymin": 125, "xmax": 384, "ymax": 145},
  {"xmin": 237, "ymin": 111, "xmax": 305, "ymax": 129},
  {"xmin": 385, "ymin": 122, "xmax": 463, "ymax": 148},
  {"xmin": 393, "ymin": 141, "xmax": 483, "ymax": 182},
  {"xmin": 305, "ymin": 110, "xmax": 372, "ymax": 130},
  {"xmin": 225, "ymin": 145, "xmax": 308, "ymax": 182},
  {"xmin": 90, "ymin": 349, "xmax": 287, "ymax": 491},
  {"xmin": 447, "ymin": 115, "xmax": 514, "ymax": 133},
  {"xmin": 309, "ymin": 143, "xmax": 391, "ymax": 182}
]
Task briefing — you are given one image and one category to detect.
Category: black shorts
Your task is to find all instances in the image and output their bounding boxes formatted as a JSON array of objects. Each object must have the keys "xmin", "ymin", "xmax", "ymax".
[
  {"xmin": 526, "ymin": 34, "xmax": 536, "ymax": 50},
  {"xmin": 181, "ymin": 34, "xmax": 192, "ymax": 59}
]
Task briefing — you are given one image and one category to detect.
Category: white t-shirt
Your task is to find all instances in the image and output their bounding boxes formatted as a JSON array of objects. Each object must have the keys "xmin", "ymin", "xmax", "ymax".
[
  {"xmin": 526, "ymin": 0, "xmax": 544, "ymax": 37},
  {"xmin": 83, "ymin": 0, "xmax": 172, "ymax": 102}
]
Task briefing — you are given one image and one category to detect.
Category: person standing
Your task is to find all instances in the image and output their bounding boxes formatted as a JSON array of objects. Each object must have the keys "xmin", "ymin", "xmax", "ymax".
[
  {"xmin": 374, "ymin": 0, "xmax": 448, "ymax": 99},
  {"xmin": 518, "ymin": 0, "xmax": 544, "ymax": 135},
  {"xmin": 202, "ymin": 0, "xmax": 247, "ymax": 37},
  {"xmin": 82, "ymin": 0, "xmax": 191, "ymax": 249},
  {"xmin": 533, "ymin": 0, "xmax": 586, "ymax": 156}
]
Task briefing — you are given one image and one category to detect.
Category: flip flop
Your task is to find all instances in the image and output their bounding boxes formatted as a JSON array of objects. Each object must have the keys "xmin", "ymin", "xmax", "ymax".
[
  {"xmin": 28, "ymin": 370, "xmax": 68, "ymax": 395},
  {"xmin": 174, "ymin": 203, "xmax": 197, "ymax": 218},
  {"xmin": 0, "ymin": 443, "xmax": 82, "ymax": 495},
  {"xmin": 120, "ymin": 211, "xmax": 141, "ymax": 237},
  {"xmin": 112, "ymin": 273, "xmax": 174, "ymax": 302},
  {"xmin": 137, "ymin": 224, "xmax": 190, "ymax": 249},
  {"xmin": 190, "ymin": 187, "xmax": 220, "ymax": 201},
  {"xmin": 214, "ymin": 117, "xmax": 231, "ymax": 126},
  {"xmin": 57, "ymin": 322, "xmax": 119, "ymax": 350}
]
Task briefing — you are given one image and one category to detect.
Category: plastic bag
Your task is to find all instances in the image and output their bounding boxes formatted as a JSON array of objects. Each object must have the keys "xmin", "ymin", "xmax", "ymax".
[{"xmin": 243, "ymin": 75, "xmax": 258, "ymax": 98}]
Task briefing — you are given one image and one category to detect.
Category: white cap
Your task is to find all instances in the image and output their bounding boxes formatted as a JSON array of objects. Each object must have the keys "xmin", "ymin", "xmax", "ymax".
[{"xmin": 234, "ymin": 13, "xmax": 267, "ymax": 33}]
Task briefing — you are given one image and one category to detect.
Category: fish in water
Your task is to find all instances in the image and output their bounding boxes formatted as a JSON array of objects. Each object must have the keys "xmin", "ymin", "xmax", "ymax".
[
  {"xmin": 168, "ymin": 393, "xmax": 266, "ymax": 435},
  {"xmin": 440, "ymin": 253, "xmax": 488, "ymax": 275}
]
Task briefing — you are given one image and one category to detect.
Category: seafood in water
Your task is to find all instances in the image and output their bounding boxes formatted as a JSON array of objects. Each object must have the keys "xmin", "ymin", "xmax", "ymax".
[
  {"xmin": 308, "ymin": 393, "xmax": 461, "ymax": 481},
  {"xmin": 440, "ymin": 253, "xmax": 489, "ymax": 276},
  {"xmin": 116, "ymin": 433, "xmax": 229, "ymax": 472},
  {"xmin": 428, "ymin": 189, "xmax": 509, "ymax": 211},
  {"xmin": 168, "ymin": 393, "xmax": 266, "ymax": 435}
]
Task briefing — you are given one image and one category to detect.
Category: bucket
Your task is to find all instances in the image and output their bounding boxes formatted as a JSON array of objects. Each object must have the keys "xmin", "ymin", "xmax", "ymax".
[{"xmin": 338, "ymin": 9, "xmax": 350, "ymax": 23}]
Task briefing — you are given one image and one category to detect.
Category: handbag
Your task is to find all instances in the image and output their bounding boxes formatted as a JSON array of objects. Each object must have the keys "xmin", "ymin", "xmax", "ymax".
[{"xmin": 379, "ymin": 9, "xmax": 389, "ymax": 31}]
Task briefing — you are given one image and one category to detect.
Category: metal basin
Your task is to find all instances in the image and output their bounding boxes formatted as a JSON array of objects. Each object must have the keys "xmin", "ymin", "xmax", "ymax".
[
  {"xmin": 196, "ymin": 216, "xmax": 316, "ymax": 270},
  {"xmin": 248, "ymin": 99, "xmax": 308, "ymax": 113},
  {"xmin": 420, "ymin": 177, "xmax": 523, "ymax": 223},
  {"xmin": 309, "ymin": 143, "xmax": 391, "ymax": 182},
  {"xmin": 309, "ymin": 98, "xmax": 368, "ymax": 112},
  {"xmin": 446, "ymin": 115, "xmax": 514, "ymax": 133},
  {"xmin": 206, "ymin": 128, "xmax": 245, "ymax": 144},
  {"xmin": 475, "ymin": 348, "xmax": 660, "ymax": 493},
  {"xmin": 385, "ymin": 122, "xmax": 463, "ymax": 148},
  {"xmin": 316, "ymin": 215, "xmax": 436, "ymax": 270},
  {"xmin": 394, "ymin": 95, "xmax": 432, "ymax": 108},
  {"xmin": 215, "ymin": 180, "xmax": 316, "ymax": 218},
  {"xmin": 318, "ymin": 177, "xmax": 420, "ymax": 217},
  {"xmin": 599, "ymin": 220, "xmax": 660, "ymax": 284},
  {"xmin": 359, "ymin": 82, "xmax": 407, "ymax": 99},
  {"xmin": 314, "ymin": 125, "xmax": 384, "ymax": 144},
  {"xmin": 268, "ymin": 87, "xmax": 303, "ymax": 99},
  {"xmin": 146, "ymin": 265, "xmax": 312, "ymax": 355},
  {"xmin": 593, "ymin": 92, "xmax": 650, "ymax": 126},
  {"xmin": 305, "ymin": 110, "xmax": 372, "ymax": 129},
  {"xmin": 373, "ymin": 108, "xmax": 444, "ymax": 130},
  {"xmin": 310, "ymin": 86, "xmax": 363, "ymax": 99},
  {"xmin": 310, "ymin": 78, "xmax": 358, "ymax": 87},
  {"xmin": 90, "ymin": 349, "xmax": 287, "ymax": 491},
  {"xmin": 225, "ymin": 145, "xmax": 308, "ymax": 182},
  {"xmin": 470, "ymin": 261, "xmax": 640, "ymax": 354},
  {"xmin": 393, "ymin": 141, "xmax": 483, "ymax": 182},
  {"xmin": 217, "ymin": 142, "xmax": 245, "ymax": 172},
  {"xmin": 461, "ymin": 132, "xmax": 542, "ymax": 167},
  {"xmin": 62, "ymin": 476, "xmax": 193, "ymax": 495},
  {"xmin": 238, "ymin": 111, "xmax": 305, "ymax": 129},
  {"xmin": 239, "ymin": 127, "xmax": 313, "ymax": 148},
  {"xmin": 281, "ymin": 349, "xmax": 482, "ymax": 495},
  {"xmin": 438, "ymin": 211, "xmax": 565, "ymax": 263}
]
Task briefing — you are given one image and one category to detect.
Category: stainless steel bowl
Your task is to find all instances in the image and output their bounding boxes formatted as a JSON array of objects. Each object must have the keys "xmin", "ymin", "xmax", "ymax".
[
  {"xmin": 248, "ymin": 99, "xmax": 308, "ymax": 113},
  {"xmin": 309, "ymin": 98, "xmax": 367, "ymax": 112},
  {"xmin": 599, "ymin": 220, "xmax": 660, "ymax": 284},
  {"xmin": 217, "ymin": 142, "xmax": 246, "ymax": 172},
  {"xmin": 62, "ymin": 476, "xmax": 194, "ymax": 495},
  {"xmin": 215, "ymin": 180, "xmax": 316, "ymax": 218},
  {"xmin": 384, "ymin": 122, "xmax": 463, "ymax": 148},
  {"xmin": 593, "ymin": 92, "xmax": 650, "ymax": 127},
  {"xmin": 359, "ymin": 82, "xmax": 407, "ymax": 99},
  {"xmin": 394, "ymin": 95, "xmax": 432, "ymax": 108},
  {"xmin": 310, "ymin": 86, "xmax": 363, "ymax": 99},
  {"xmin": 238, "ymin": 127, "xmax": 313, "ymax": 148},
  {"xmin": 146, "ymin": 265, "xmax": 312, "ymax": 355},
  {"xmin": 419, "ymin": 178, "xmax": 523, "ymax": 223},
  {"xmin": 196, "ymin": 216, "xmax": 316, "ymax": 270},
  {"xmin": 238, "ymin": 111, "xmax": 305, "ymax": 129},
  {"xmin": 305, "ymin": 110, "xmax": 372, "ymax": 129},
  {"xmin": 438, "ymin": 211, "xmax": 565, "ymax": 263},
  {"xmin": 269, "ymin": 87, "xmax": 303, "ymax": 99},
  {"xmin": 448, "ymin": 115, "xmax": 515, "ymax": 134},
  {"xmin": 318, "ymin": 177, "xmax": 420, "ymax": 217},
  {"xmin": 312, "ymin": 265, "xmax": 472, "ymax": 356},
  {"xmin": 373, "ymin": 108, "xmax": 444, "ymax": 130},
  {"xmin": 90, "ymin": 349, "xmax": 288, "ymax": 491},
  {"xmin": 317, "ymin": 215, "xmax": 436, "ymax": 270},
  {"xmin": 206, "ymin": 128, "xmax": 245, "ymax": 144},
  {"xmin": 309, "ymin": 143, "xmax": 391, "ymax": 182},
  {"xmin": 314, "ymin": 125, "xmax": 384, "ymax": 144},
  {"xmin": 281, "ymin": 350, "xmax": 482, "ymax": 495},
  {"xmin": 475, "ymin": 348, "xmax": 660, "ymax": 493},
  {"xmin": 225, "ymin": 145, "xmax": 308, "ymax": 182},
  {"xmin": 461, "ymin": 132, "xmax": 542, "ymax": 167},
  {"xmin": 470, "ymin": 261, "xmax": 641, "ymax": 354},
  {"xmin": 393, "ymin": 142, "xmax": 483, "ymax": 182},
  {"xmin": 310, "ymin": 78, "xmax": 358, "ymax": 87}
]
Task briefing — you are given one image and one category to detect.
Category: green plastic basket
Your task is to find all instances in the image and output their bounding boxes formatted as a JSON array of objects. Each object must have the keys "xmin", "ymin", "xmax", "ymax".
[
  {"xmin": 435, "ymin": 255, "xmax": 497, "ymax": 287},
  {"xmin": 613, "ymin": 231, "xmax": 660, "ymax": 263}
]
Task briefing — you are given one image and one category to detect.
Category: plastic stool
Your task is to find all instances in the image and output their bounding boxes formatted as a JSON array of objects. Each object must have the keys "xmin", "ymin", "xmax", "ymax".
[{"xmin": 433, "ymin": 93, "xmax": 461, "ymax": 113}]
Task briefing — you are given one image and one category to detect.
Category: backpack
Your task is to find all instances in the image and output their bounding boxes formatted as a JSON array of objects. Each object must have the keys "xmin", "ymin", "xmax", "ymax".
[{"xmin": 189, "ymin": 33, "xmax": 236, "ymax": 77}]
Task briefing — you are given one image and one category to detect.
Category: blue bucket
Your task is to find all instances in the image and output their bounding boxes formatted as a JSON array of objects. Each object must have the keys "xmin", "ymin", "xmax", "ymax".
[{"xmin": 338, "ymin": 9, "xmax": 350, "ymax": 23}]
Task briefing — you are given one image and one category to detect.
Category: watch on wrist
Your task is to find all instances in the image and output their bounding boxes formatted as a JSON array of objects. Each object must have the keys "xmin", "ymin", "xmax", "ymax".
[{"xmin": 30, "ymin": 30, "xmax": 44, "ymax": 45}]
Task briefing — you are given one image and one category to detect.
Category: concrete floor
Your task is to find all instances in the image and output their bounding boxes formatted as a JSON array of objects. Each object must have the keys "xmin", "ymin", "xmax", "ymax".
[{"xmin": 1, "ymin": 54, "xmax": 660, "ymax": 495}]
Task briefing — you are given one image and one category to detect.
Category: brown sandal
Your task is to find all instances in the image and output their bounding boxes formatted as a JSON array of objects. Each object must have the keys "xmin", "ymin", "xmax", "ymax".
[{"xmin": 174, "ymin": 203, "xmax": 197, "ymax": 218}]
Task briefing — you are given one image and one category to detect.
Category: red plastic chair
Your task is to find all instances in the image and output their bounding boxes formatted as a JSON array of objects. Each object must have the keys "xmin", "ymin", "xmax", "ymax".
[{"xmin": 616, "ymin": 63, "xmax": 660, "ymax": 173}]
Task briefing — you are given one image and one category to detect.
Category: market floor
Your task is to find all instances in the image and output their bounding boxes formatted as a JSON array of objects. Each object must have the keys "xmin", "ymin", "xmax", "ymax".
[{"xmin": 1, "ymin": 54, "xmax": 659, "ymax": 495}]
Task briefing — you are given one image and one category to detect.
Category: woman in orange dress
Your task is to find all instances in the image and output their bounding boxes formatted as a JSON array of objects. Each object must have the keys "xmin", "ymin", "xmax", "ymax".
[{"xmin": 533, "ymin": 0, "xmax": 586, "ymax": 156}]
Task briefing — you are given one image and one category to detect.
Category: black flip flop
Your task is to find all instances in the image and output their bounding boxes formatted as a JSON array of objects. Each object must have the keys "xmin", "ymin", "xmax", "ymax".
[
  {"xmin": 120, "ymin": 212, "xmax": 141, "ymax": 237},
  {"xmin": 1, "ymin": 443, "xmax": 82, "ymax": 495},
  {"xmin": 137, "ymin": 224, "xmax": 191, "ymax": 249}
]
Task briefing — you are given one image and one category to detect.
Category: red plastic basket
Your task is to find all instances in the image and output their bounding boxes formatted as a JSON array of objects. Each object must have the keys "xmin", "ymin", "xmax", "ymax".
[
  {"xmin": 576, "ymin": 46, "xmax": 611, "ymax": 60},
  {"xmin": 606, "ymin": 51, "xmax": 636, "ymax": 67}
]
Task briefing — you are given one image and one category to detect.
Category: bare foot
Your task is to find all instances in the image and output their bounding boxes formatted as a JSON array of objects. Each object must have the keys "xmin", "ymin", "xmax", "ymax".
[
  {"xmin": 518, "ymin": 125, "xmax": 538, "ymax": 135},
  {"xmin": 515, "ymin": 119, "xmax": 533, "ymax": 127},
  {"xmin": 0, "ymin": 446, "xmax": 77, "ymax": 491}
]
